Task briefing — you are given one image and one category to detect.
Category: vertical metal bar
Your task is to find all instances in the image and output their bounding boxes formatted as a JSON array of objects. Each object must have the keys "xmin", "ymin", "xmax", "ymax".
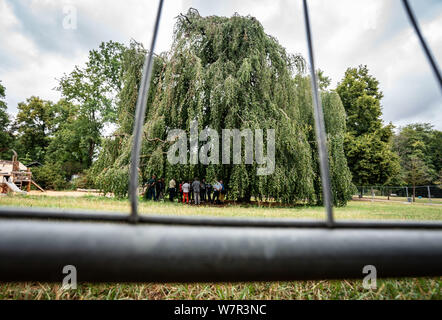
[
  {"xmin": 401, "ymin": 0, "xmax": 442, "ymax": 92},
  {"xmin": 302, "ymin": 0, "xmax": 334, "ymax": 227},
  {"xmin": 129, "ymin": 0, "xmax": 165, "ymax": 223}
]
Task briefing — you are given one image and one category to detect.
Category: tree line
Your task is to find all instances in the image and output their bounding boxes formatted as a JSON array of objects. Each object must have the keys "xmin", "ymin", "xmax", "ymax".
[{"xmin": 1, "ymin": 11, "xmax": 440, "ymax": 203}]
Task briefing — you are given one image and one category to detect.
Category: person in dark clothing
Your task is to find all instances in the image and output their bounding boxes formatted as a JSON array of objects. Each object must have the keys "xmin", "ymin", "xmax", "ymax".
[
  {"xmin": 206, "ymin": 181, "xmax": 213, "ymax": 203},
  {"xmin": 161, "ymin": 178, "xmax": 166, "ymax": 200},
  {"xmin": 145, "ymin": 175, "xmax": 156, "ymax": 200},
  {"xmin": 201, "ymin": 178, "xmax": 206, "ymax": 202},
  {"xmin": 155, "ymin": 178, "xmax": 164, "ymax": 201},
  {"xmin": 219, "ymin": 180, "xmax": 226, "ymax": 203},
  {"xmin": 192, "ymin": 177, "xmax": 201, "ymax": 205},
  {"xmin": 168, "ymin": 178, "xmax": 176, "ymax": 202}
]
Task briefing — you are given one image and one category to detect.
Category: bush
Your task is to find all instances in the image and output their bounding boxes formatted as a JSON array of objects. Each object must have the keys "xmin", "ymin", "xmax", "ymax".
[
  {"xmin": 32, "ymin": 163, "xmax": 69, "ymax": 190},
  {"xmin": 71, "ymin": 170, "xmax": 95, "ymax": 190}
]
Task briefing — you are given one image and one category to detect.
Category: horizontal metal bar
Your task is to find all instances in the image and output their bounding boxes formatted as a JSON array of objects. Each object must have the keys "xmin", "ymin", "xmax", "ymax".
[
  {"xmin": 1, "ymin": 207, "xmax": 442, "ymax": 229},
  {"xmin": 0, "ymin": 219, "xmax": 441, "ymax": 282}
]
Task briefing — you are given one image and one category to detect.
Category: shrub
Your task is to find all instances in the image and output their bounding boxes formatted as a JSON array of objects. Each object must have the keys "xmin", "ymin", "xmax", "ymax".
[{"xmin": 32, "ymin": 163, "xmax": 69, "ymax": 190}]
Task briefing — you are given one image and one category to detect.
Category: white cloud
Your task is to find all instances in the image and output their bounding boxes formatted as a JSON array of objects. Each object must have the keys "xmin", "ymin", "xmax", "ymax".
[{"xmin": 1, "ymin": 0, "xmax": 441, "ymax": 129}]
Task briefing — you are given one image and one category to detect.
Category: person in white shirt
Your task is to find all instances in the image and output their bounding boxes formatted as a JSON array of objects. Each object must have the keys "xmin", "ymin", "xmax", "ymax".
[{"xmin": 182, "ymin": 181, "xmax": 190, "ymax": 203}]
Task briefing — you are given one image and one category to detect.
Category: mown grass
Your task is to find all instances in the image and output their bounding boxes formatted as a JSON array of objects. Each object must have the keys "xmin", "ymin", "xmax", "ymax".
[
  {"xmin": 0, "ymin": 194, "xmax": 441, "ymax": 300},
  {"xmin": 0, "ymin": 279, "xmax": 440, "ymax": 300},
  {"xmin": 360, "ymin": 195, "xmax": 442, "ymax": 204},
  {"xmin": 1, "ymin": 194, "xmax": 441, "ymax": 220}
]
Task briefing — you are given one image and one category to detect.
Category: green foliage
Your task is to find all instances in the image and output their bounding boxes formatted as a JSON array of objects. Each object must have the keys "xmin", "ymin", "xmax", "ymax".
[
  {"xmin": 57, "ymin": 41, "xmax": 126, "ymax": 166},
  {"xmin": 344, "ymin": 131, "xmax": 400, "ymax": 186},
  {"xmin": 13, "ymin": 96, "xmax": 55, "ymax": 163},
  {"xmin": 393, "ymin": 123, "xmax": 440, "ymax": 187},
  {"xmin": 317, "ymin": 69, "xmax": 331, "ymax": 91},
  {"xmin": 337, "ymin": 65, "xmax": 400, "ymax": 187},
  {"xmin": 322, "ymin": 91, "xmax": 354, "ymax": 205},
  {"xmin": 70, "ymin": 171, "xmax": 95, "ymax": 190},
  {"xmin": 337, "ymin": 65, "xmax": 383, "ymax": 136},
  {"xmin": 429, "ymin": 130, "xmax": 442, "ymax": 175},
  {"xmin": 89, "ymin": 136, "xmax": 132, "ymax": 197},
  {"xmin": 0, "ymin": 81, "xmax": 14, "ymax": 158},
  {"xmin": 94, "ymin": 10, "xmax": 352, "ymax": 205},
  {"xmin": 293, "ymin": 74, "xmax": 353, "ymax": 206},
  {"xmin": 32, "ymin": 163, "xmax": 69, "ymax": 190},
  {"xmin": 44, "ymin": 100, "xmax": 93, "ymax": 179}
]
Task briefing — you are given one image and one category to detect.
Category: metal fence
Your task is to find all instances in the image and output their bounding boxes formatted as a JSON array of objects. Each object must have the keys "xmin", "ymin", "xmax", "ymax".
[
  {"xmin": 0, "ymin": 0, "xmax": 441, "ymax": 283},
  {"xmin": 357, "ymin": 185, "xmax": 442, "ymax": 203}
]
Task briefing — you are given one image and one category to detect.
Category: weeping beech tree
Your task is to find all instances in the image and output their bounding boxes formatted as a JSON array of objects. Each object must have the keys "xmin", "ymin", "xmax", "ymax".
[{"xmin": 91, "ymin": 9, "xmax": 353, "ymax": 205}]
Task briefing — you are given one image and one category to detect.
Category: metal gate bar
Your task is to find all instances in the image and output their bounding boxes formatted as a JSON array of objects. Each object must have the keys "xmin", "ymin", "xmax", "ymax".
[
  {"xmin": 0, "ymin": 219, "xmax": 441, "ymax": 283},
  {"xmin": 303, "ymin": 0, "xmax": 334, "ymax": 226},
  {"xmin": 402, "ymin": 0, "xmax": 442, "ymax": 91},
  {"xmin": 129, "ymin": 0, "xmax": 164, "ymax": 223},
  {"xmin": 1, "ymin": 207, "xmax": 442, "ymax": 229}
]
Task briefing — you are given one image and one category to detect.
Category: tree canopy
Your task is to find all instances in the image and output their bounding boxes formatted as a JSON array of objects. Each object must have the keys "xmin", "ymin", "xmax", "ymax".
[
  {"xmin": 92, "ymin": 9, "xmax": 353, "ymax": 205},
  {"xmin": 13, "ymin": 96, "xmax": 55, "ymax": 163},
  {"xmin": 393, "ymin": 123, "xmax": 441, "ymax": 195},
  {"xmin": 57, "ymin": 40, "xmax": 126, "ymax": 167},
  {"xmin": 0, "ymin": 81, "xmax": 13, "ymax": 159},
  {"xmin": 337, "ymin": 65, "xmax": 400, "ymax": 187}
]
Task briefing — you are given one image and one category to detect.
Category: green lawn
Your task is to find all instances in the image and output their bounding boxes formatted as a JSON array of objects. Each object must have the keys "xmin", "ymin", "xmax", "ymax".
[
  {"xmin": 1, "ymin": 194, "xmax": 441, "ymax": 220},
  {"xmin": 356, "ymin": 195, "xmax": 442, "ymax": 204},
  {"xmin": 0, "ymin": 194, "xmax": 441, "ymax": 300}
]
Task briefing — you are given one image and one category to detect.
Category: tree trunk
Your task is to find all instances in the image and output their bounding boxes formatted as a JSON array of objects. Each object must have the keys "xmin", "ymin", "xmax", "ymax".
[
  {"xmin": 412, "ymin": 184, "xmax": 416, "ymax": 203},
  {"xmin": 88, "ymin": 140, "xmax": 95, "ymax": 167}
]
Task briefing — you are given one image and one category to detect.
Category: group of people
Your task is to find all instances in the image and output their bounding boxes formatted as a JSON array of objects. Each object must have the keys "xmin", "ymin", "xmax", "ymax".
[
  {"xmin": 144, "ymin": 175, "xmax": 166, "ymax": 201},
  {"xmin": 144, "ymin": 175, "xmax": 226, "ymax": 205}
]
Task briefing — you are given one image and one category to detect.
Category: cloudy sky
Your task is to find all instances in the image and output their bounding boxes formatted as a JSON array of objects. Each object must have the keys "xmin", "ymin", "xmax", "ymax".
[{"xmin": 1, "ymin": 0, "xmax": 441, "ymax": 129}]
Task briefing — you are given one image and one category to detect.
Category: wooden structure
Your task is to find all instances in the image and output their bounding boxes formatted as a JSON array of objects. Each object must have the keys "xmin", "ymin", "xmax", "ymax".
[{"xmin": 0, "ymin": 151, "xmax": 44, "ymax": 194}]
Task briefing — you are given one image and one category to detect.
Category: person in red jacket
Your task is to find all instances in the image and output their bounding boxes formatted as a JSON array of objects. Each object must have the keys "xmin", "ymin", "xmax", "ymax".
[
  {"xmin": 178, "ymin": 182, "xmax": 183, "ymax": 203},
  {"xmin": 182, "ymin": 181, "xmax": 190, "ymax": 204}
]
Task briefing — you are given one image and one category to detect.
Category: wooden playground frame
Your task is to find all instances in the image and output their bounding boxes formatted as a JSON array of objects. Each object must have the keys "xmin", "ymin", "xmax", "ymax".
[{"xmin": 0, "ymin": 150, "xmax": 44, "ymax": 194}]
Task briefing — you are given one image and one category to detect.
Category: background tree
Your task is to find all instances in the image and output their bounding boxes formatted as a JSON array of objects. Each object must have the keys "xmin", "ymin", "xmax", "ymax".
[
  {"xmin": 13, "ymin": 96, "xmax": 55, "ymax": 163},
  {"xmin": 43, "ymin": 100, "xmax": 92, "ymax": 180},
  {"xmin": 57, "ymin": 41, "xmax": 126, "ymax": 167},
  {"xmin": 425, "ymin": 127, "xmax": 442, "ymax": 180},
  {"xmin": 0, "ymin": 81, "xmax": 14, "ymax": 159},
  {"xmin": 393, "ymin": 123, "xmax": 440, "ymax": 200},
  {"xmin": 294, "ymin": 73, "xmax": 353, "ymax": 206},
  {"xmin": 403, "ymin": 142, "xmax": 432, "ymax": 202},
  {"xmin": 336, "ymin": 65, "xmax": 400, "ymax": 191}
]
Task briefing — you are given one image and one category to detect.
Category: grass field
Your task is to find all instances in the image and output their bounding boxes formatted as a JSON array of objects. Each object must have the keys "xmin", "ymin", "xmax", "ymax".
[
  {"xmin": 358, "ymin": 195, "xmax": 442, "ymax": 204},
  {"xmin": 0, "ymin": 194, "xmax": 441, "ymax": 300}
]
